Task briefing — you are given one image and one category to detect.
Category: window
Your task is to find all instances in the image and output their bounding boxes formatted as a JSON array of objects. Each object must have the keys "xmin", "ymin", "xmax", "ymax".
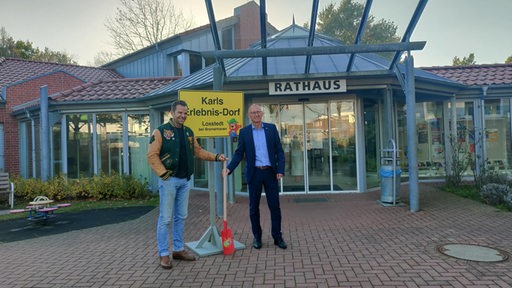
[
  {"xmin": 190, "ymin": 53, "xmax": 203, "ymax": 74},
  {"xmin": 172, "ymin": 54, "xmax": 183, "ymax": 76},
  {"xmin": 128, "ymin": 114, "xmax": 152, "ymax": 181},
  {"xmin": 221, "ymin": 27, "xmax": 234, "ymax": 50},
  {"xmin": 66, "ymin": 114, "xmax": 93, "ymax": 178},
  {"xmin": 169, "ymin": 52, "xmax": 211, "ymax": 76}
]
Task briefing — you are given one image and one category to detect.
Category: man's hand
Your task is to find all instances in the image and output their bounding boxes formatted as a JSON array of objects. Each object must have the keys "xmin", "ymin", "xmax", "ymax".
[
  {"xmin": 222, "ymin": 168, "xmax": 230, "ymax": 177},
  {"xmin": 215, "ymin": 154, "xmax": 227, "ymax": 162},
  {"xmin": 277, "ymin": 173, "xmax": 284, "ymax": 180}
]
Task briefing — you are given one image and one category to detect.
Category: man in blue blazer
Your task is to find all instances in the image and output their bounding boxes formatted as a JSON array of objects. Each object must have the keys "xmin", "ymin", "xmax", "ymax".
[{"xmin": 223, "ymin": 104, "xmax": 287, "ymax": 249}]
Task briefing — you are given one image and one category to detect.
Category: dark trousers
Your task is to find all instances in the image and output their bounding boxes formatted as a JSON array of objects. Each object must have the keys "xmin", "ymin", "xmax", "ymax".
[{"xmin": 248, "ymin": 168, "xmax": 282, "ymax": 240}]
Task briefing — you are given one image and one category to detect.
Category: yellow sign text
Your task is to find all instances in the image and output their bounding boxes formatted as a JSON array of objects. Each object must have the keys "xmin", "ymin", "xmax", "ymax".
[{"xmin": 179, "ymin": 90, "xmax": 244, "ymax": 138}]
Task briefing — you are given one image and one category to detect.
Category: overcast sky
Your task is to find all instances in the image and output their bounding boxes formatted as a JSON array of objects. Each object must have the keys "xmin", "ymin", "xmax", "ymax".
[{"xmin": 1, "ymin": 0, "xmax": 511, "ymax": 67}]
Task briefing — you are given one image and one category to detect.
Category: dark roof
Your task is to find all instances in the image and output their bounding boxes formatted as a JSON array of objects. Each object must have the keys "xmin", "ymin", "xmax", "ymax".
[
  {"xmin": 51, "ymin": 77, "xmax": 179, "ymax": 102},
  {"xmin": 421, "ymin": 63, "xmax": 512, "ymax": 86},
  {"xmin": 0, "ymin": 57, "xmax": 123, "ymax": 88},
  {"xmin": 11, "ymin": 77, "xmax": 179, "ymax": 113}
]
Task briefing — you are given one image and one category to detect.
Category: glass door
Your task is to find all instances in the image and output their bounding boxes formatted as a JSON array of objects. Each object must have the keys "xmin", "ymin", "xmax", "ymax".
[
  {"xmin": 305, "ymin": 103, "xmax": 330, "ymax": 192},
  {"xmin": 279, "ymin": 104, "xmax": 306, "ymax": 192},
  {"xmin": 266, "ymin": 100, "xmax": 357, "ymax": 193},
  {"xmin": 330, "ymin": 101, "xmax": 357, "ymax": 190}
]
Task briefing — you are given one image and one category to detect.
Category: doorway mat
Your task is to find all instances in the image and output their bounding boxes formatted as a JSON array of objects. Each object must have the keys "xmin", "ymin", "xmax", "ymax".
[
  {"xmin": 284, "ymin": 185, "xmax": 342, "ymax": 192},
  {"xmin": 293, "ymin": 197, "xmax": 329, "ymax": 203},
  {"xmin": 437, "ymin": 243, "xmax": 510, "ymax": 262}
]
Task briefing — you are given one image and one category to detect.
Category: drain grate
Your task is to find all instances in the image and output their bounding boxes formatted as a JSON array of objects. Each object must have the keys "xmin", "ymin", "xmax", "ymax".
[
  {"xmin": 437, "ymin": 243, "xmax": 510, "ymax": 262},
  {"xmin": 293, "ymin": 197, "xmax": 329, "ymax": 203}
]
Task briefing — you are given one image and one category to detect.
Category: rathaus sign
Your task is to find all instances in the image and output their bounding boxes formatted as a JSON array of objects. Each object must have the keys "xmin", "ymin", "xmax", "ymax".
[{"xmin": 269, "ymin": 79, "xmax": 347, "ymax": 95}]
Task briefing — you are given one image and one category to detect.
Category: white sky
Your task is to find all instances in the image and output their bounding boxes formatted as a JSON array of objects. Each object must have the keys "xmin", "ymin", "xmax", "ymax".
[{"xmin": 1, "ymin": 0, "xmax": 511, "ymax": 67}]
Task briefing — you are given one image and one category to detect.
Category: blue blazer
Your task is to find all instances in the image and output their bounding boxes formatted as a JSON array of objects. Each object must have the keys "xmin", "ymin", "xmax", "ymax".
[{"xmin": 227, "ymin": 122, "xmax": 285, "ymax": 184}]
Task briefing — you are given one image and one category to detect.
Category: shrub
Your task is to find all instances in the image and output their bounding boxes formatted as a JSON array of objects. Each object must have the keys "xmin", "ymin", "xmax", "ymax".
[
  {"xmin": 505, "ymin": 193, "xmax": 512, "ymax": 209},
  {"xmin": 12, "ymin": 173, "xmax": 151, "ymax": 202},
  {"xmin": 444, "ymin": 184, "xmax": 480, "ymax": 201},
  {"xmin": 480, "ymin": 183, "xmax": 511, "ymax": 206}
]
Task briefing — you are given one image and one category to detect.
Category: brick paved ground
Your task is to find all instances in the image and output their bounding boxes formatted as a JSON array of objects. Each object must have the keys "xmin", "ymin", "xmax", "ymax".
[{"xmin": 1, "ymin": 183, "xmax": 511, "ymax": 288}]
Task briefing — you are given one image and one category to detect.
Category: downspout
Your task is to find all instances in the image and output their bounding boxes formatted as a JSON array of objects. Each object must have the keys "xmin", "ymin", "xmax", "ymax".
[
  {"xmin": 26, "ymin": 110, "xmax": 37, "ymax": 178},
  {"xmin": 40, "ymin": 86, "xmax": 50, "ymax": 181},
  {"xmin": 478, "ymin": 85, "xmax": 489, "ymax": 176}
]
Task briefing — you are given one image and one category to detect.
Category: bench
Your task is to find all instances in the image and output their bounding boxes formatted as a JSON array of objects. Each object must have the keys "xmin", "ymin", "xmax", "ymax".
[{"xmin": 0, "ymin": 172, "xmax": 14, "ymax": 208}]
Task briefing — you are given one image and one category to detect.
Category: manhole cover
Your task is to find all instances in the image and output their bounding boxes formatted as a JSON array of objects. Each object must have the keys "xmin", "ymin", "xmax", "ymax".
[{"xmin": 437, "ymin": 243, "xmax": 509, "ymax": 262}]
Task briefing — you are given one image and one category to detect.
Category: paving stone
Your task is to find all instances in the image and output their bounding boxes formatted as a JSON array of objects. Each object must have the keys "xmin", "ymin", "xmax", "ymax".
[{"xmin": 1, "ymin": 183, "xmax": 511, "ymax": 287}]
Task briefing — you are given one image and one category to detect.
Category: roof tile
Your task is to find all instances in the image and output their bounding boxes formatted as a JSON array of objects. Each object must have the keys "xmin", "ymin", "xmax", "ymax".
[
  {"xmin": 51, "ymin": 77, "xmax": 179, "ymax": 102},
  {"xmin": 0, "ymin": 57, "xmax": 122, "ymax": 88},
  {"xmin": 422, "ymin": 63, "xmax": 512, "ymax": 86}
]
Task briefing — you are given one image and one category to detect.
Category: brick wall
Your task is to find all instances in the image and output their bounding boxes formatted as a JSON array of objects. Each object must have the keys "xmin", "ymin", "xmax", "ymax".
[
  {"xmin": 235, "ymin": 1, "xmax": 263, "ymax": 49},
  {"xmin": 3, "ymin": 72, "xmax": 85, "ymax": 175}
]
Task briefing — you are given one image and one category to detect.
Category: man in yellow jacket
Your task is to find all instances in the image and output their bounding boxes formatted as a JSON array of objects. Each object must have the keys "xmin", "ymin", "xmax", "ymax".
[{"xmin": 147, "ymin": 100, "xmax": 226, "ymax": 269}]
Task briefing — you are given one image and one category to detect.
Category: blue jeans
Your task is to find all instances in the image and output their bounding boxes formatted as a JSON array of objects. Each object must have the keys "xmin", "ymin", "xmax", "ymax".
[{"xmin": 157, "ymin": 177, "xmax": 190, "ymax": 257}]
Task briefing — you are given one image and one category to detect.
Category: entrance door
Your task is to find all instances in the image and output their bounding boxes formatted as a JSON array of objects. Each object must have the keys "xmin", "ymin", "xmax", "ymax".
[
  {"xmin": 280, "ymin": 104, "xmax": 306, "ymax": 192},
  {"xmin": 271, "ymin": 100, "xmax": 356, "ymax": 193},
  {"xmin": 305, "ymin": 103, "xmax": 331, "ymax": 192}
]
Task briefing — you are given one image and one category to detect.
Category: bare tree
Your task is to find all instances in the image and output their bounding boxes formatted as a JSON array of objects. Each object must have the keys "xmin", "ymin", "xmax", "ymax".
[
  {"xmin": 92, "ymin": 51, "xmax": 116, "ymax": 67},
  {"xmin": 105, "ymin": 0, "xmax": 192, "ymax": 56}
]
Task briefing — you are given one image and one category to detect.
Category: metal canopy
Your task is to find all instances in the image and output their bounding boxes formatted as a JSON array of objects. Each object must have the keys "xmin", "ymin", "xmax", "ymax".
[
  {"xmin": 201, "ymin": 41, "xmax": 426, "ymax": 59},
  {"xmin": 203, "ymin": 0, "xmax": 429, "ymax": 213},
  {"xmin": 205, "ymin": 0, "xmax": 428, "ymax": 77},
  {"xmin": 347, "ymin": 0, "xmax": 373, "ymax": 72},
  {"xmin": 305, "ymin": 0, "xmax": 320, "ymax": 74},
  {"xmin": 389, "ymin": 0, "xmax": 428, "ymax": 70}
]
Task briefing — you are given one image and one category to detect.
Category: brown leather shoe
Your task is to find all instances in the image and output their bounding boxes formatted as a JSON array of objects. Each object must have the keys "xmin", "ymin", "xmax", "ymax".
[
  {"xmin": 172, "ymin": 250, "xmax": 196, "ymax": 261},
  {"xmin": 159, "ymin": 256, "xmax": 173, "ymax": 269}
]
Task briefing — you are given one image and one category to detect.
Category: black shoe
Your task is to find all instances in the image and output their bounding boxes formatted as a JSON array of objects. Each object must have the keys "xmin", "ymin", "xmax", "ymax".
[
  {"xmin": 274, "ymin": 238, "xmax": 287, "ymax": 249},
  {"xmin": 253, "ymin": 238, "xmax": 262, "ymax": 249}
]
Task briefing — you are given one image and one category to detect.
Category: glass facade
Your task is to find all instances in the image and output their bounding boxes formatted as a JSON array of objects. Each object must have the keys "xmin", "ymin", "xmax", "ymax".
[
  {"xmin": 329, "ymin": 101, "xmax": 357, "ymax": 190},
  {"xmin": 363, "ymin": 98, "xmax": 380, "ymax": 189},
  {"xmin": 52, "ymin": 122, "xmax": 62, "ymax": 176},
  {"xmin": 16, "ymin": 92, "xmax": 511, "ymax": 195},
  {"xmin": 128, "ymin": 114, "xmax": 152, "ymax": 183},
  {"xmin": 234, "ymin": 99, "xmax": 358, "ymax": 194},
  {"xmin": 483, "ymin": 99, "xmax": 511, "ymax": 172},
  {"xmin": 64, "ymin": 113, "xmax": 147, "ymax": 179},
  {"xmin": 96, "ymin": 113, "xmax": 123, "ymax": 175},
  {"xmin": 67, "ymin": 114, "xmax": 93, "ymax": 178},
  {"xmin": 19, "ymin": 118, "xmax": 41, "ymax": 178},
  {"xmin": 398, "ymin": 101, "xmax": 446, "ymax": 178},
  {"xmin": 453, "ymin": 101, "xmax": 476, "ymax": 176}
]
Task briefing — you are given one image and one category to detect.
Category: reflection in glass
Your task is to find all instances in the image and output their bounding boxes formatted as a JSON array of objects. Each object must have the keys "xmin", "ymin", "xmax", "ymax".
[
  {"xmin": 453, "ymin": 101, "xmax": 475, "ymax": 176},
  {"xmin": 305, "ymin": 103, "xmax": 330, "ymax": 192},
  {"xmin": 277, "ymin": 104, "xmax": 306, "ymax": 192},
  {"xmin": 364, "ymin": 98, "xmax": 379, "ymax": 189},
  {"xmin": 52, "ymin": 123, "xmax": 62, "ymax": 176},
  {"xmin": 330, "ymin": 101, "xmax": 356, "ymax": 191},
  {"xmin": 66, "ymin": 114, "xmax": 93, "ymax": 178},
  {"xmin": 128, "ymin": 114, "xmax": 152, "ymax": 183},
  {"xmin": 399, "ymin": 101, "xmax": 446, "ymax": 178},
  {"xmin": 96, "ymin": 113, "xmax": 123, "ymax": 175},
  {"xmin": 484, "ymin": 99, "xmax": 511, "ymax": 172}
]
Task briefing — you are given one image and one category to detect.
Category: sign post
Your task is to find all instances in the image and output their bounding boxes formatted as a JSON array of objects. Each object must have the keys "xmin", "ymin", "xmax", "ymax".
[{"xmin": 181, "ymin": 90, "xmax": 245, "ymax": 256}]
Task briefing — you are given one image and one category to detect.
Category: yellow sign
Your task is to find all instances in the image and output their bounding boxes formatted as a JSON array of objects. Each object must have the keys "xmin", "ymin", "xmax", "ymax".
[{"xmin": 179, "ymin": 90, "xmax": 244, "ymax": 138}]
